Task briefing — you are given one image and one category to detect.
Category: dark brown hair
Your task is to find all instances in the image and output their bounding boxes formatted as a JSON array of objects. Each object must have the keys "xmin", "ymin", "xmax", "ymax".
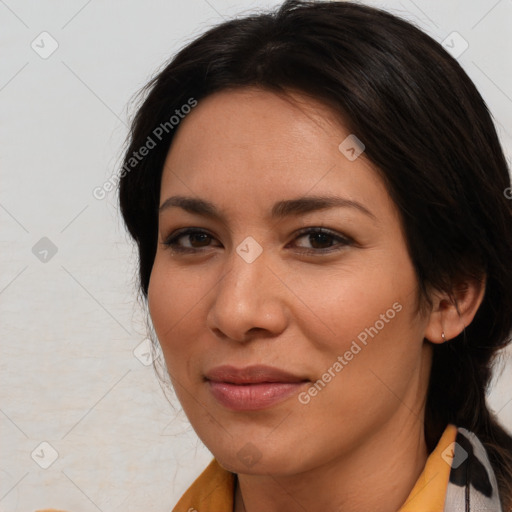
[{"xmin": 118, "ymin": 0, "xmax": 512, "ymax": 505}]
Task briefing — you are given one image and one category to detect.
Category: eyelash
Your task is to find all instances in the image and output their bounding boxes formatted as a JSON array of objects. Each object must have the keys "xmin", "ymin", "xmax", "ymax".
[{"xmin": 161, "ymin": 227, "xmax": 354, "ymax": 255}]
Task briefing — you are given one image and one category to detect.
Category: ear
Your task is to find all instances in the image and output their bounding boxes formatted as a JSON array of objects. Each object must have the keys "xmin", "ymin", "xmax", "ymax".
[{"xmin": 424, "ymin": 275, "xmax": 486, "ymax": 344}]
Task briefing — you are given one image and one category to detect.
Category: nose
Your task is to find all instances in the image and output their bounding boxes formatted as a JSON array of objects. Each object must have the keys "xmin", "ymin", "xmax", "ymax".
[{"xmin": 206, "ymin": 246, "xmax": 289, "ymax": 343}]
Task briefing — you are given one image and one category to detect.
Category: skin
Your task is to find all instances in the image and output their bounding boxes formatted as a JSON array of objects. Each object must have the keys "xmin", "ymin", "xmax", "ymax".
[{"xmin": 147, "ymin": 87, "xmax": 485, "ymax": 512}]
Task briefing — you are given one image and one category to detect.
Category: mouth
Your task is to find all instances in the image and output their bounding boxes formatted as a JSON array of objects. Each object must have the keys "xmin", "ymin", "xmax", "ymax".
[{"xmin": 204, "ymin": 365, "xmax": 310, "ymax": 411}]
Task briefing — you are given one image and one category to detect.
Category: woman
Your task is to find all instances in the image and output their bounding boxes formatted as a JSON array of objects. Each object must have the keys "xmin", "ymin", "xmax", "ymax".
[{"xmin": 117, "ymin": 1, "xmax": 512, "ymax": 510}]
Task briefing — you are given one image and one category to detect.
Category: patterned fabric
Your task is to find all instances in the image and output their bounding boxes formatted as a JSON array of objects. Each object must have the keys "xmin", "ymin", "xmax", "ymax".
[{"xmin": 444, "ymin": 427, "xmax": 502, "ymax": 512}]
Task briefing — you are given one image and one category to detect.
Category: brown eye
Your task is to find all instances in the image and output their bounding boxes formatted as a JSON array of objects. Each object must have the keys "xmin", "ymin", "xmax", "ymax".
[
  {"xmin": 292, "ymin": 228, "xmax": 353, "ymax": 253},
  {"xmin": 304, "ymin": 232, "xmax": 336, "ymax": 249},
  {"xmin": 186, "ymin": 232, "xmax": 212, "ymax": 247},
  {"xmin": 162, "ymin": 229, "xmax": 219, "ymax": 252}
]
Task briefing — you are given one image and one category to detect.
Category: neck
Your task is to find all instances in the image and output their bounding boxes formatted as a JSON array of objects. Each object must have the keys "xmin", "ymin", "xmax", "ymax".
[{"xmin": 234, "ymin": 414, "xmax": 428, "ymax": 512}]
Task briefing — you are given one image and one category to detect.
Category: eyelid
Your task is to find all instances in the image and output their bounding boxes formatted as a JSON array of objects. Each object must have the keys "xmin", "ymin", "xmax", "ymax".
[
  {"xmin": 292, "ymin": 226, "xmax": 353, "ymax": 244},
  {"xmin": 161, "ymin": 226, "xmax": 354, "ymax": 254},
  {"xmin": 161, "ymin": 227, "xmax": 219, "ymax": 250},
  {"xmin": 289, "ymin": 227, "xmax": 354, "ymax": 253}
]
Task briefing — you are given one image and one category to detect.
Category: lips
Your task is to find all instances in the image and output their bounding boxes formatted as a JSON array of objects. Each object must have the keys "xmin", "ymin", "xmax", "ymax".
[
  {"xmin": 205, "ymin": 365, "xmax": 308, "ymax": 384},
  {"xmin": 205, "ymin": 365, "xmax": 309, "ymax": 411}
]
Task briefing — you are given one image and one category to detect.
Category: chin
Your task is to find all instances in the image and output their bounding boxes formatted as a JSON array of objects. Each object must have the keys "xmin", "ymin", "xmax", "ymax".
[
  {"xmin": 215, "ymin": 452, "xmax": 291, "ymax": 476},
  {"xmin": 210, "ymin": 437, "xmax": 308, "ymax": 476}
]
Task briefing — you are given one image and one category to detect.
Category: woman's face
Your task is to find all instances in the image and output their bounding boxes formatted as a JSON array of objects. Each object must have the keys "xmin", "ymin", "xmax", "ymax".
[{"xmin": 148, "ymin": 87, "xmax": 434, "ymax": 475}]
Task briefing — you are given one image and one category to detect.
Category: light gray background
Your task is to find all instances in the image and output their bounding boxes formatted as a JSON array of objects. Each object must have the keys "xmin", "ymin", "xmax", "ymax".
[{"xmin": 1, "ymin": 1, "xmax": 511, "ymax": 511}]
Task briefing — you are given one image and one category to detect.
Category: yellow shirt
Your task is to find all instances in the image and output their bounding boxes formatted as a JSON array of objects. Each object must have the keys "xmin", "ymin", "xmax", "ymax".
[{"xmin": 172, "ymin": 424, "xmax": 457, "ymax": 512}]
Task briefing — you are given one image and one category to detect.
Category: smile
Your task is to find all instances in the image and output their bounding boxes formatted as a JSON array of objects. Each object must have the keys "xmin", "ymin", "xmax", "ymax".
[{"xmin": 205, "ymin": 365, "xmax": 310, "ymax": 411}]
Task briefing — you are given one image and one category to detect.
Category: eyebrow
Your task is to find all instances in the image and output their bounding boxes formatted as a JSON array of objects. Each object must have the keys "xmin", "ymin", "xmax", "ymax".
[{"xmin": 158, "ymin": 195, "xmax": 376, "ymax": 221}]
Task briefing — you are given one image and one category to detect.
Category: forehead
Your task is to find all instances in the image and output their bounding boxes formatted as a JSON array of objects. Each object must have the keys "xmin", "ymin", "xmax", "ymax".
[
  {"xmin": 160, "ymin": 87, "xmax": 392, "ymax": 220},
  {"xmin": 164, "ymin": 87, "xmax": 344, "ymax": 170}
]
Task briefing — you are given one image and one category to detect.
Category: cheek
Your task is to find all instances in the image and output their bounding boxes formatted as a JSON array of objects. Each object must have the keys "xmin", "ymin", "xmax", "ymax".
[
  {"xmin": 286, "ymin": 251, "xmax": 418, "ymax": 353},
  {"xmin": 147, "ymin": 259, "xmax": 206, "ymax": 368},
  {"xmin": 286, "ymin": 250, "xmax": 425, "ymax": 413},
  {"xmin": 304, "ymin": 263, "xmax": 423, "ymax": 404}
]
